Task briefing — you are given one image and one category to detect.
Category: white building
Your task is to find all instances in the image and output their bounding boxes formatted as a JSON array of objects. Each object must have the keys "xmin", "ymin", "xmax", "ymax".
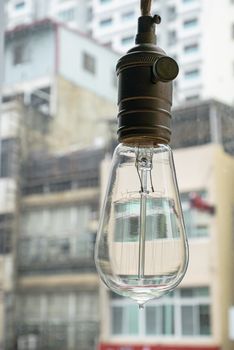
[
  {"xmin": 91, "ymin": 0, "xmax": 234, "ymax": 106},
  {"xmin": 4, "ymin": 19, "xmax": 119, "ymax": 151},
  {"xmin": 5, "ymin": 0, "xmax": 92, "ymax": 33},
  {"xmin": 4, "ymin": 19, "xmax": 118, "ymax": 106},
  {"xmin": 5, "ymin": 0, "xmax": 234, "ymax": 106}
]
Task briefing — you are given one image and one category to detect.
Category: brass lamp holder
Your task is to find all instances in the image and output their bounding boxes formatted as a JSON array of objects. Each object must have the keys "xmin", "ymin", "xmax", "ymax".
[{"xmin": 116, "ymin": 0, "xmax": 178, "ymax": 145}]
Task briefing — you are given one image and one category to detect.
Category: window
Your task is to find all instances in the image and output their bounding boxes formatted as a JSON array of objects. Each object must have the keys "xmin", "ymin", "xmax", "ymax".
[
  {"xmin": 183, "ymin": 18, "xmax": 198, "ymax": 28},
  {"xmin": 87, "ymin": 6, "xmax": 93, "ymax": 21},
  {"xmin": 168, "ymin": 30, "xmax": 177, "ymax": 46},
  {"xmin": 19, "ymin": 205, "xmax": 95, "ymax": 269},
  {"xmin": 184, "ymin": 43, "xmax": 199, "ymax": 53},
  {"xmin": 13, "ymin": 43, "xmax": 29, "ymax": 65},
  {"xmin": 111, "ymin": 287, "xmax": 211, "ymax": 337},
  {"xmin": 145, "ymin": 303, "xmax": 175, "ymax": 336},
  {"xmin": 181, "ymin": 191, "xmax": 210, "ymax": 238},
  {"xmin": 122, "ymin": 11, "xmax": 135, "ymax": 21},
  {"xmin": 0, "ymin": 138, "xmax": 18, "ymax": 178},
  {"xmin": 49, "ymin": 181, "xmax": 72, "ymax": 193},
  {"xmin": 17, "ymin": 291, "xmax": 99, "ymax": 327},
  {"xmin": 184, "ymin": 68, "xmax": 200, "ymax": 79},
  {"xmin": 100, "ymin": 17, "xmax": 113, "ymax": 27},
  {"xmin": 167, "ymin": 6, "xmax": 176, "ymax": 21},
  {"xmin": 15, "ymin": 1, "xmax": 25, "ymax": 10},
  {"xmin": 121, "ymin": 35, "xmax": 134, "ymax": 46},
  {"xmin": 0, "ymin": 214, "xmax": 13, "ymax": 254},
  {"xmin": 181, "ymin": 287, "xmax": 211, "ymax": 336},
  {"xmin": 112, "ymin": 302, "xmax": 139, "ymax": 335},
  {"xmin": 82, "ymin": 52, "xmax": 96, "ymax": 74},
  {"xmin": 186, "ymin": 94, "xmax": 200, "ymax": 102},
  {"xmin": 114, "ymin": 198, "xmax": 179, "ymax": 242},
  {"xmin": 58, "ymin": 8, "xmax": 75, "ymax": 22}
]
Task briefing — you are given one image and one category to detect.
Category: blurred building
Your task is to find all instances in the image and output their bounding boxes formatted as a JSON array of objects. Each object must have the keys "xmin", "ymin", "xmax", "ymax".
[
  {"xmin": 2, "ymin": 3, "xmax": 234, "ymax": 349},
  {"xmin": 5, "ymin": 0, "xmax": 92, "ymax": 33},
  {"xmin": 0, "ymin": 101, "xmax": 22, "ymax": 350},
  {"xmin": 171, "ymin": 100, "xmax": 234, "ymax": 156},
  {"xmin": 0, "ymin": 98, "xmax": 52, "ymax": 348},
  {"xmin": 1, "ymin": 16, "xmax": 119, "ymax": 349},
  {"xmin": 15, "ymin": 146, "xmax": 105, "ymax": 350},
  {"xmin": 4, "ymin": 19, "xmax": 118, "ymax": 152},
  {"xmin": 5, "ymin": 0, "xmax": 234, "ymax": 106},
  {"xmin": 1, "ymin": 93, "xmax": 234, "ymax": 350},
  {"xmin": 91, "ymin": 0, "xmax": 234, "ymax": 106},
  {"xmin": 97, "ymin": 101, "xmax": 234, "ymax": 350},
  {"xmin": 0, "ymin": 99, "xmax": 107, "ymax": 350}
]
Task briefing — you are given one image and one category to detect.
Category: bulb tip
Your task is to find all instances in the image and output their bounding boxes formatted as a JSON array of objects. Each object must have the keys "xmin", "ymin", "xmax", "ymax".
[{"xmin": 138, "ymin": 302, "xmax": 145, "ymax": 310}]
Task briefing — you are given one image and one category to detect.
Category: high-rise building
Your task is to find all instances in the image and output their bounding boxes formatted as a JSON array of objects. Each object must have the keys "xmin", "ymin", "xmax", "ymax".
[
  {"xmin": 5, "ymin": 0, "xmax": 234, "ymax": 106},
  {"xmin": 5, "ymin": 0, "xmax": 92, "ymax": 33},
  {"xmin": 91, "ymin": 0, "xmax": 234, "ymax": 106}
]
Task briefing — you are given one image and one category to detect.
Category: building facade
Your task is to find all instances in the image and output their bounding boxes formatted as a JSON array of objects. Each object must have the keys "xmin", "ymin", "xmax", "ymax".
[
  {"xmin": 2, "ymin": 3, "xmax": 234, "ymax": 349},
  {"xmin": 91, "ymin": 0, "xmax": 234, "ymax": 106},
  {"xmin": 0, "ymin": 101, "xmax": 22, "ymax": 349},
  {"xmin": 1, "ymin": 16, "xmax": 119, "ymax": 349},
  {"xmin": 4, "ymin": 19, "xmax": 119, "ymax": 151},
  {"xmin": 0, "ymin": 99, "xmax": 109, "ymax": 350},
  {"xmin": 1, "ymin": 93, "xmax": 234, "ymax": 350},
  {"xmin": 5, "ymin": 0, "xmax": 92, "ymax": 34},
  {"xmin": 98, "ymin": 142, "xmax": 234, "ymax": 350},
  {"xmin": 5, "ymin": 0, "xmax": 234, "ymax": 106},
  {"xmin": 15, "ymin": 147, "xmax": 104, "ymax": 350}
]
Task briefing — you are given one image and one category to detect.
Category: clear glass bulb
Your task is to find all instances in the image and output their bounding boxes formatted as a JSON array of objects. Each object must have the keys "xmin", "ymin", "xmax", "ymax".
[{"xmin": 95, "ymin": 143, "xmax": 189, "ymax": 307}]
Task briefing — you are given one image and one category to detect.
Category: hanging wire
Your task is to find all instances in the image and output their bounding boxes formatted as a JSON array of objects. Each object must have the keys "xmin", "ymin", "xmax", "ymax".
[{"xmin": 141, "ymin": 0, "xmax": 152, "ymax": 16}]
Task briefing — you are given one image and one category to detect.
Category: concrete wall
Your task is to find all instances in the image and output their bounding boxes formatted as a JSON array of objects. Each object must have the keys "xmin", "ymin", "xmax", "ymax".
[
  {"xmin": 213, "ymin": 147, "xmax": 234, "ymax": 349},
  {"xmin": 4, "ymin": 27, "xmax": 55, "ymax": 87},
  {"xmin": 47, "ymin": 76, "xmax": 117, "ymax": 152},
  {"xmin": 58, "ymin": 25, "xmax": 119, "ymax": 103}
]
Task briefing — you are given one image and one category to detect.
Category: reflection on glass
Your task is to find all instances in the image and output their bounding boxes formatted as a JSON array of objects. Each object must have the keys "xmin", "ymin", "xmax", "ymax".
[{"xmin": 95, "ymin": 143, "xmax": 189, "ymax": 306}]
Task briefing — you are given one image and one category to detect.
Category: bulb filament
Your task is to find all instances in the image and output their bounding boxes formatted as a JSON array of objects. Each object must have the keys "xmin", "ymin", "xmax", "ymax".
[{"xmin": 135, "ymin": 148, "xmax": 154, "ymax": 280}]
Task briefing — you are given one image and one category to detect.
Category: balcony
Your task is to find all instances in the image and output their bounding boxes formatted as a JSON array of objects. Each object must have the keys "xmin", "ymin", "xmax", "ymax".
[
  {"xmin": 17, "ymin": 235, "xmax": 96, "ymax": 275},
  {"xmin": 22, "ymin": 148, "xmax": 104, "ymax": 196},
  {"xmin": 15, "ymin": 321, "xmax": 99, "ymax": 350}
]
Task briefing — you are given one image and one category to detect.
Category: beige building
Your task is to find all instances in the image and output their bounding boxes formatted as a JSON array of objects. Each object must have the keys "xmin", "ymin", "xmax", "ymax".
[
  {"xmin": 97, "ymin": 143, "xmax": 234, "ymax": 350},
  {"xmin": 0, "ymin": 94, "xmax": 113, "ymax": 349},
  {"xmin": 4, "ymin": 19, "xmax": 118, "ymax": 152},
  {"xmin": 0, "ymin": 101, "xmax": 24, "ymax": 349},
  {"xmin": 1, "ymin": 20, "xmax": 118, "ymax": 348},
  {"xmin": 2, "ymin": 16, "xmax": 119, "ymax": 350},
  {"xmin": 16, "ymin": 147, "xmax": 104, "ymax": 350}
]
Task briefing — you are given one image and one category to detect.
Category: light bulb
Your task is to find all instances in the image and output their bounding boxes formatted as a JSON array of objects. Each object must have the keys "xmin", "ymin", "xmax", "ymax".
[
  {"xmin": 95, "ymin": 1, "xmax": 189, "ymax": 306},
  {"xmin": 95, "ymin": 143, "xmax": 188, "ymax": 307}
]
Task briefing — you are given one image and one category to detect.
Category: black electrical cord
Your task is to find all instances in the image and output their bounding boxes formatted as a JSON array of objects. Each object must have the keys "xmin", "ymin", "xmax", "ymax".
[{"xmin": 141, "ymin": 0, "xmax": 152, "ymax": 16}]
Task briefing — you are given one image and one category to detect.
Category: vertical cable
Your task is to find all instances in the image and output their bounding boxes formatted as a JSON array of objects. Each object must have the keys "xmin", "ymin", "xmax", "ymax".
[{"xmin": 141, "ymin": 0, "xmax": 152, "ymax": 16}]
